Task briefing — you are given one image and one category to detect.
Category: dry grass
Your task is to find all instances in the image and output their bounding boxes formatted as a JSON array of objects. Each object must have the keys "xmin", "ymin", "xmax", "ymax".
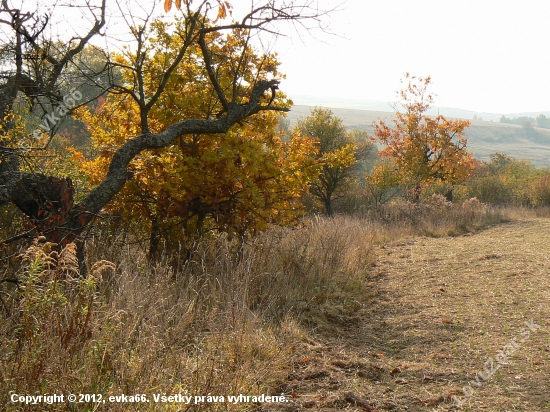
[
  {"xmin": 269, "ymin": 213, "xmax": 550, "ymax": 411},
  {"xmin": 1, "ymin": 215, "xmax": 377, "ymax": 411},
  {"xmin": 291, "ymin": 217, "xmax": 550, "ymax": 411},
  {"xmin": 4, "ymin": 202, "xmax": 545, "ymax": 411}
]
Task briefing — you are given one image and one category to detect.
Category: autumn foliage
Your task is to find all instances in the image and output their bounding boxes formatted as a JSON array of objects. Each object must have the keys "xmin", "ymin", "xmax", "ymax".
[
  {"xmin": 294, "ymin": 108, "xmax": 367, "ymax": 216},
  {"xmin": 74, "ymin": 22, "xmax": 317, "ymax": 257},
  {"xmin": 164, "ymin": 0, "xmax": 233, "ymax": 20},
  {"xmin": 372, "ymin": 74, "xmax": 475, "ymax": 199}
]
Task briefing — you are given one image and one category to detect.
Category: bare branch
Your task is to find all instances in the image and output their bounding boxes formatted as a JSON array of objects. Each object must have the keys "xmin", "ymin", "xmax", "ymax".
[{"xmin": 198, "ymin": 31, "xmax": 229, "ymax": 111}]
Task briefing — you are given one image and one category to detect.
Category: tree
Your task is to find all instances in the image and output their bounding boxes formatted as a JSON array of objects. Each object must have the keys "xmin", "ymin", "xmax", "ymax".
[
  {"xmin": 295, "ymin": 108, "xmax": 369, "ymax": 216},
  {"xmin": 364, "ymin": 159, "xmax": 401, "ymax": 206},
  {"xmin": 372, "ymin": 74, "xmax": 475, "ymax": 201},
  {"xmin": 0, "ymin": 0, "xmax": 327, "ymax": 252},
  {"xmin": 74, "ymin": 23, "xmax": 317, "ymax": 259},
  {"xmin": 536, "ymin": 114, "xmax": 548, "ymax": 128}
]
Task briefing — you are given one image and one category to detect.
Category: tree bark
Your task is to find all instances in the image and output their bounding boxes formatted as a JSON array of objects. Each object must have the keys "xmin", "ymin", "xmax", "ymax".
[
  {"xmin": 324, "ymin": 197, "xmax": 334, "ymax": 217},
  {"xmin": 445, "ymin": 188, "xmax": 453, "ymax": 202},
  {"xmin": 148, "ymin": 218, "xmax": 161, "ymax": 263}
]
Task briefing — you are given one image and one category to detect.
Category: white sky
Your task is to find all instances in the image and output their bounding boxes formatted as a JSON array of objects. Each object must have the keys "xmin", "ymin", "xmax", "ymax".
[
  {"xmin": 251, "ymin": 0, "xmax": 550, "ymax": 114},
  {"xmin": 16, "ymin": 0, "xmax": 549, "ymax": 115}
]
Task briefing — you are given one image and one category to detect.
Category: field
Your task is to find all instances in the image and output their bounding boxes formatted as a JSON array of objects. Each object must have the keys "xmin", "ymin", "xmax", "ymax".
[
  {"xmin": 276, "ymin": 216, "xmax": 550, "ymax": 411},
  {"xmin": 287, "ymin": 105, "xmax": 550, "ymax": 167},
  {"xmin": 5, "ymin": 204, "xmax": 550, "ymax": 411}
]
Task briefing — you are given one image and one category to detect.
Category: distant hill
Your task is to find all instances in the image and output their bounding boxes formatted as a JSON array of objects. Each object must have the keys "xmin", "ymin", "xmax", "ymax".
[
  {"xmin": 288, "ymin": 95, "xmax": 505, "ymax": 121},
  {"xmin": 286, "ymin": 105, "xmax": 550, "ymax": 168}
]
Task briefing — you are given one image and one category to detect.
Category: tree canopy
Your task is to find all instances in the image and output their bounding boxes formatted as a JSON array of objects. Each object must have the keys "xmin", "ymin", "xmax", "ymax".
[
  {"xmin": 295, "ymin": 108, "xmax": 370, "ymax": 216},
  {"xmin": 0, "ymin": 0, "xmax": 327, "ymax": 249},
  {"xmin": 372, "ymin": 74, "xmax": 475, "ymax": 200},
  {"xmin": 74, "ymin": 22, "xmax": 318, "ymax": 257}
]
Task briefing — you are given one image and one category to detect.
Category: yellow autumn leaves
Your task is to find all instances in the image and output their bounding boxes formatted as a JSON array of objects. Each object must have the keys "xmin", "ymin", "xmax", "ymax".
[{"xmin": 70, "ymin": 21, "xmax": 327, "ymax": 250}]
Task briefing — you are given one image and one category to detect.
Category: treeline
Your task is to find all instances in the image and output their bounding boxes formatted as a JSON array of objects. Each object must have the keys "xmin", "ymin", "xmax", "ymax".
[
  {"xmin": 325, "ymin": 152, "xmax": 550, "ymax": 216},
  {"xmin": 500, "ymin": 114, "xmax": 550, "ymax": 128}
]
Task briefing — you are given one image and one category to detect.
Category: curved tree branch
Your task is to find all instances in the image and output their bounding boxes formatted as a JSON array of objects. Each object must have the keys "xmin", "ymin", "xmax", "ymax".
[
  {"xmin": 0, "ymin": 0, "xmax": 328, "ymax": 248},
  {"xmin": 78, "ymin": 79, "xmax": 287, "ymax": 217}
]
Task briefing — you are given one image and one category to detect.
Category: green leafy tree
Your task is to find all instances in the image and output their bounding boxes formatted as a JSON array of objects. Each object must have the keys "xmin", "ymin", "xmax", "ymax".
[{"xmin": 295, "ymin": 108, "xmax": 369, "ymax": 216}]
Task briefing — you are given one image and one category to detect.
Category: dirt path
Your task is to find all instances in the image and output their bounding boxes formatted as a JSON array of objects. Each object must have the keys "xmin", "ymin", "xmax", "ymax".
[{"xmin": 275, "ymin": 219, "xmax": 550, "ymax": 411}]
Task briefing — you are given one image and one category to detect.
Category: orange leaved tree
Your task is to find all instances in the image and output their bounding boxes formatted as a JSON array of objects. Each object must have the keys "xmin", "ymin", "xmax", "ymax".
[{"xmin": 372, "ymin": 74, "xmax": 475, "ymax": 201}]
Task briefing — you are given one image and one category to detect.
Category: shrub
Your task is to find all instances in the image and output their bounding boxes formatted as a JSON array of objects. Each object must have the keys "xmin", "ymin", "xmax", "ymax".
[{"xmin": 530, "ymin": 173, "xmax": 550, "ymax": 206}]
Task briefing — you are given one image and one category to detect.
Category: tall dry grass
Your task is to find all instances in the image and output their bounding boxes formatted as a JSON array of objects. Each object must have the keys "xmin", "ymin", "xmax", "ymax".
[
  {"xmin": 0, "ymin": 201, "xmax": 508, "ymax": 411},
  {"xmin": 358, "ymin": 195, "xmax": 505, "ymax": 238},
  {"xmin": 1, "ymin": 217, "xmax": 377, "ymax": 411}
]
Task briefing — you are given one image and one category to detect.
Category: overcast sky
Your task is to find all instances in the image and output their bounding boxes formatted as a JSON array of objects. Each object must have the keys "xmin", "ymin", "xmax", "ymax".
[
  {"xmin": 255, "ymin": 0, "xmax": 550, "ymax": 115},
  {"xmin": 29, "ymin": 0, "xmax": 550, "ymax": 115}
]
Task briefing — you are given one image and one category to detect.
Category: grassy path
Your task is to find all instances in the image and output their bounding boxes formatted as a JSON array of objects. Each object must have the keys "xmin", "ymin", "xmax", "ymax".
[{"xmin": 275, "ymin": 219, "xmax": 550, "ymax": 411}]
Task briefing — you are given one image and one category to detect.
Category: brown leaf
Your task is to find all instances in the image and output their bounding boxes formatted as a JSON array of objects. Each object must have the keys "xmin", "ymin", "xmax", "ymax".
[{"xmin": 164, "ymin": 0, "xmax": 172, "ymax": 12}]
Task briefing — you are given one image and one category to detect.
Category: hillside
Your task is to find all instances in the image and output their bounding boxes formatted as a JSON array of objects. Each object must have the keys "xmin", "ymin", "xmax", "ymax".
[{"xmin": 287, "ymin": 105, "xmax": 550, "ymax": 167}]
